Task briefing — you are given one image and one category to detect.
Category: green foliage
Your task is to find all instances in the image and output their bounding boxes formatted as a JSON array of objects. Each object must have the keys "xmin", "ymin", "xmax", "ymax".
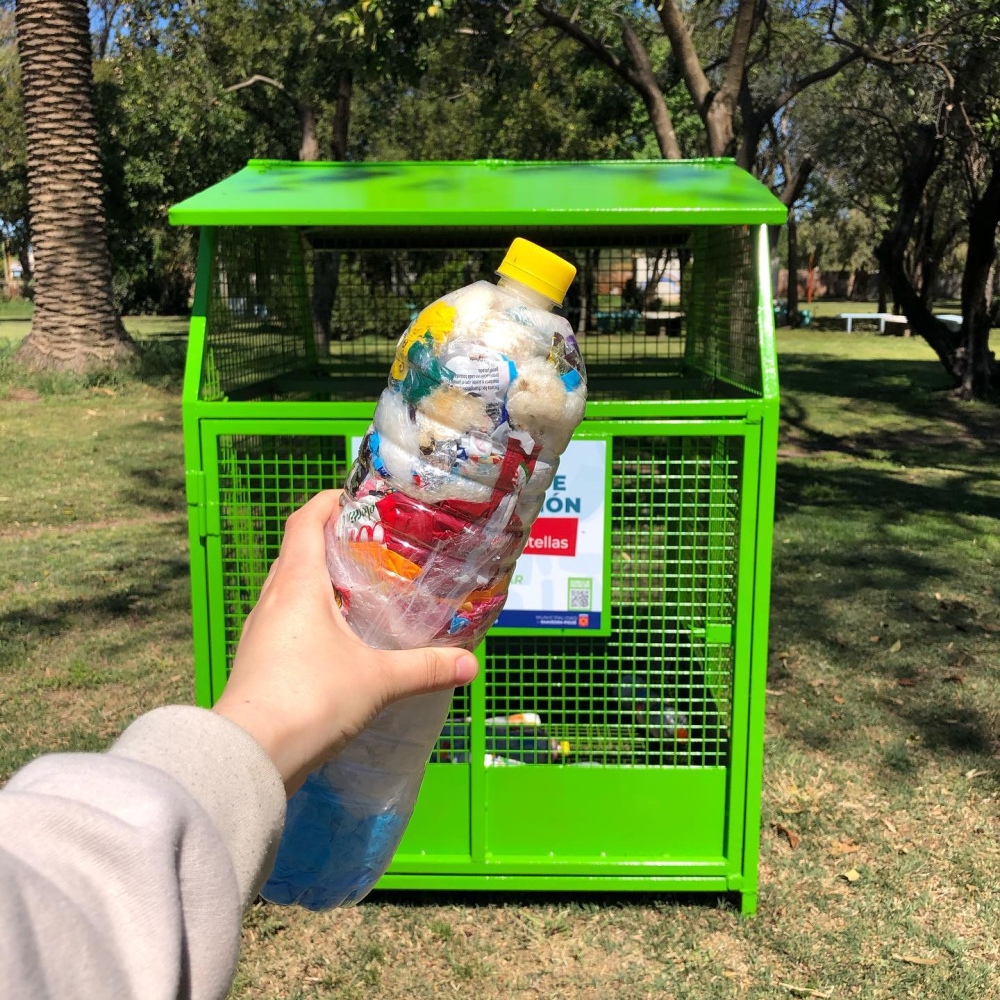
[
  {"xmin": 183, "ymin": 0, "xmax": 457, "ymax": 150},
  {"xmin": 96, "ymin": 1, "xmax": 459, "ymax": 311},
  {"xmin": 92, "ymin": 46, "xmax": 256, "ymax": 313},
  {"xmin": 797, "ymin": 209, "xmax": 882, "ymax": 274},
  {"xmin": 351, "ymin": 23, "xmax": 654, "ymax": 161},
  {"xmin": 76, "ymin": 0, "xmax": 670, "ymax": 314},
  {"xmin": 12, "ymin": 0, "xmax": 994, "ymax": 330},
  {"xmin": 787, "ymin": 0, "xmax": 1000, "ymax": 335}
]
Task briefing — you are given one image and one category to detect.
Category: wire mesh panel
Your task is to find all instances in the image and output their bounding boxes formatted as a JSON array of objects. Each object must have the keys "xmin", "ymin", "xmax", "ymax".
[
  {"xmin": 311, "ymin": 238, "xmax": 692, "ymax": 402},
  {"xmin": 217, "ymin": 434, "xmax": 342, "ymax": 665},
  {"xmin": 483, "ymin": 433, "xmax": 742, "ymax": 768},
  {"xmin": 213, "ymin": 432, "xmax": 471, "ymax": 741},
  {"xmin": 684, "ymin": 226, "xmax": 761, "ymax": 396},
  {"xmin": 203, "ymin": 229, "xmax": 315, "ymax": 401},
  {"xmin": 202, "ymin": 226, "xmax": 762, "ymax": 404},
  {"xmin": 210, "ymin": 429, "xmax": 739, "ymax": 768}
]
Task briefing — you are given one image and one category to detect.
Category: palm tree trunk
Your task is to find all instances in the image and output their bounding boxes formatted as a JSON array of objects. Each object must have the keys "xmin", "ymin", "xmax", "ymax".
[{"xmin": 14, "ymin": 0, "xmax": 134, "ymax": 371}]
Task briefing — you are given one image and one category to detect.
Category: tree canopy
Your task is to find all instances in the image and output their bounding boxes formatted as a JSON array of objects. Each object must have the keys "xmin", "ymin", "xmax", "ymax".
[{"xmin": 2, "ymin": 0, "xmax": 997, "ymax": 395}]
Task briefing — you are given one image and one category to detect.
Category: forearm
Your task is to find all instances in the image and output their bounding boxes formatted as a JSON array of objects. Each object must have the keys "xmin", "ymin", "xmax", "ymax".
[
  {"xmin": 112, "ymin": 706, "xmax": 286, "ymax": 900},
  {"xmin": 0, "ymin": 707, "xmax": 285, "ymax": 1000}
]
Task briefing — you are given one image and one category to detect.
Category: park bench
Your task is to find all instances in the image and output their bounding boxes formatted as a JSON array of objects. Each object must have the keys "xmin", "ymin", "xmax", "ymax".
[{"xmin": 838, "ymin": 311, "xmax": 910, "ymax": 333}]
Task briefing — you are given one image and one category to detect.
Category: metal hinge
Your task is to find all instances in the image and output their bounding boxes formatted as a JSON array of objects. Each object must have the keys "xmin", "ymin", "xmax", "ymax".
[
  {"xmin": 705, "ymin": 622, "xmax": 733, "ymax": 646},
  {"xmin": 185, "ymin": 469, "xmax": 205, "ymax": 506},
  {"xmin": 185, "ymin": 470, "xmax": 219, "ymax": 539}
]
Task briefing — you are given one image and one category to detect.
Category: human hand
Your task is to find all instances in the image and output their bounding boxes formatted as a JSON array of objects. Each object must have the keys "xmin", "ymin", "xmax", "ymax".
[{"xmin": 212, "ymin": 490, "xmax": 479, "ymax": 796}]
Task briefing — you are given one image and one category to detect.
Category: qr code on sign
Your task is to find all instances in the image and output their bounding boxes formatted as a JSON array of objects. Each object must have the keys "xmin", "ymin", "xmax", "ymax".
[{"xmin": 567, "ymin": 577, "xmax": 592, "ymax": 611}]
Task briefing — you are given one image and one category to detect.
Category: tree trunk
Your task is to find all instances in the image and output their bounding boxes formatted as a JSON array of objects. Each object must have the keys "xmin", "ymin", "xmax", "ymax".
[
  {"xmin": 310, "ymin": 71, "xmax": 353, "ymax": 351},
  {"xmin": 956, "ymin": 157, "xmax": 1000, "ymax": 398},
  {"xmin": 536, "ymin": 4, "xmax": 682, "ymax": 159},
  {"xmin": 769, "ymin": 154, "xmax": 811, "ymax": 314},
  {"xmin": 787, "ymin": 214, "xmax": 800, "ymax": 327},
  {"xmin": 298, "ymin": 101, "xmax": 320, "ymax": 162},
  {"xmin": 331, "ymin": 69, "xmax": 352, "ymax": 161},
  {"xmin": 14, "ymin": 0, "xmax": 134, "ymax": 372},
  {"xmin": 876, "ymin": 128, "xmax": 999, "ymax": 397},
  {"xmin": 876, "ymin": 128, "xmax": 949, "ymax": 350},
  {"xmin": 620, "ymin": 19, "xmax": 681, "ymax": 159},
  {"xmin": 704, "ymin": 100, "xmax": 735, "ymax": 158},
  {"xmin": 737, "ymin": 97, "xmax": 766, "ymax": 173},
  {"xmin": 310, "ymin": 248, "xmax": 340, "ymax": 349},
  {"xmin": 17, "ymin": 244, "xmax": 32, "ymax": 298}
]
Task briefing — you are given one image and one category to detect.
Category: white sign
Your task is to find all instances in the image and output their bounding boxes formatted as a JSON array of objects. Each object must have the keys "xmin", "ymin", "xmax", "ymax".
[
  {"xmin": 349, "ymin": 434, "xmax": 609, "ymax": 634},
  {"xmin": 495, "ymin": 437, "xmax": 608, "ymax": 633}
]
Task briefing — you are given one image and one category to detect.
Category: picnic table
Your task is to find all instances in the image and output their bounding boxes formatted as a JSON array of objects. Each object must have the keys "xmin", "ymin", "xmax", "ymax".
[
  {"xmin": 838, "ymin": 312, "xmax": 909, "ymax": 333},
  {"xmin": 595, "ymin": 308, "xmax": 642, "ymax": 333},
  {"xmin": 643, "ymin": 310, "xmax": 683, "ymax": 336}
]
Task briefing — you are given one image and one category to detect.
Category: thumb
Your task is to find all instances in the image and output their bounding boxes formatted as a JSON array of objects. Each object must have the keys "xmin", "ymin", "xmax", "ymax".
[{"xmin": 379, "ymin": 646, "xmax": 479, "ymax": 703}]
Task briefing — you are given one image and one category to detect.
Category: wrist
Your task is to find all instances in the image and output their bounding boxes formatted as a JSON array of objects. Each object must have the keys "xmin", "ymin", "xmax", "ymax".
[{"xmin": 211, "ymin": 695, "xmax": 312, "ymax": 797}]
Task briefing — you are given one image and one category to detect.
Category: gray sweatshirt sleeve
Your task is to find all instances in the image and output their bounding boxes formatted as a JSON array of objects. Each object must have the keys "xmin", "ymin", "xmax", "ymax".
[{"xmin": 0, "ymin": 706, "xmax": 286, "ymax": 1000}]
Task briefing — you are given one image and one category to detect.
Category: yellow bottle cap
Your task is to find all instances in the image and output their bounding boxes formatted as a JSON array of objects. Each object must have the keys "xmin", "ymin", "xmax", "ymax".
[{"xmin": 496, "ymin": 238, "xmax": 577, "ymax": 306}]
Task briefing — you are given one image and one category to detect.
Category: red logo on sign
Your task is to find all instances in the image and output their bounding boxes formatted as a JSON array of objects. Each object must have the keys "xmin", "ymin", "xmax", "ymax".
[
  {"xmin": 524, "ymin": 518, "xmax": 578, "ymax": 557},
  {"xmin": 578, "ymin": 614, "xmax": 589, "ymax": 627}
]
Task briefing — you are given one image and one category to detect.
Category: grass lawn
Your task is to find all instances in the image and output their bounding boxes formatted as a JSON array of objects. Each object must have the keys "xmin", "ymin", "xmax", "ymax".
[
  {"xmin": 0, "ymin": 298, "xmax": 35, "ymax": 321},
  {"xmin": 1, "ymin": 328, "xmax": 999, "ymax": 998},
  {"xmin": 0, "ymin": 312, "xmax": 190, "ymax": 349}
]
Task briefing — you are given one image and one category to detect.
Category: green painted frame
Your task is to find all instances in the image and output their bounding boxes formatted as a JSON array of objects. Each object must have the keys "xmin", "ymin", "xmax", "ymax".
[
  {"xmin": 186, "ymin": 411, "xmax": 770, "ymax": 911},
  {"xmin": 170, "ymin": 159, "xmax": 787, "ymax": 229}
]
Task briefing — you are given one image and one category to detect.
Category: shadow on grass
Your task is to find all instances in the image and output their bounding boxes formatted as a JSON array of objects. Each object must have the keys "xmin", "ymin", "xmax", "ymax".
[
  {"xmin": 117, "ymin": 408, "xmax": 187, "ymax": 514},
  {"xmin": 776, "ymin": 461, "xmax": 999, "ymax": 527},
  {"xmin": 360, "ymin": 889, "xmax": 736, "ymax": 912},
  {"xmin": 132, "ymin": 336, "xmax": 188, "ymax": 391},
  {"xmin": 780, "ymin": 354, "xmax": 950, "ymax": 403},
  {"xmin": 772, "ymin": 343, "xmax": 1000, "ymax": 780},
  {"xmin": 783, "ymin": 350, "xmax": 998, "ymax": 427},
  {"xmin": 0, "ymin": 556, "xmax": 190, "ymax": 671},
  {"xmin": 905, "ymin": 704, "xmax": 993, "ymax": 754},
  {"xmin": 773, "ymin": 456, "xmax": 1000, "ymax": 775},
  {"xmin": 122, "ymin": 467, "xmax": 187, "ymax": 513},
  {"xmin": 780, "ymin": 402, "xmax": 1000, "ymax": 483}
]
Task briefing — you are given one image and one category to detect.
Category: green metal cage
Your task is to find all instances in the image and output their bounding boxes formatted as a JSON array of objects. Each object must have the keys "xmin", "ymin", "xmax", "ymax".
[{"xmin": 171, "ymin": 159, "xmax": 784, "ymax": 914}]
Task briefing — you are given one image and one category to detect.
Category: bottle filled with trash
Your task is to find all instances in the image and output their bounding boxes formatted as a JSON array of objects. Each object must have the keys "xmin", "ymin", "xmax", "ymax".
[{"xmin": 262, "ymin": 239, "xmax": 587, "ymax": 909}]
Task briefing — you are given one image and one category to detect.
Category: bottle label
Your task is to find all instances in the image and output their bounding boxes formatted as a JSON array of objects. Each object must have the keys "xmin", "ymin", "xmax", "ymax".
[{"xmin": 440, "ymin": 348, "xmax": 514, "ymax": 423}]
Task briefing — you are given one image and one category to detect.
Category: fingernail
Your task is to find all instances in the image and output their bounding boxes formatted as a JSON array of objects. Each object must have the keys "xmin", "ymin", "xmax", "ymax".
[{"xmin": 455, "ymin": 654, "xmax": 479, "ymax": 684}]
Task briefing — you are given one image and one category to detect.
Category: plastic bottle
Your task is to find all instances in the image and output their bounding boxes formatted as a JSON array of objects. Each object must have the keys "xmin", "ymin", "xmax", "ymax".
[{"xmin": 262, "ymin": 239, "xmax": 586, "ymax": 910}]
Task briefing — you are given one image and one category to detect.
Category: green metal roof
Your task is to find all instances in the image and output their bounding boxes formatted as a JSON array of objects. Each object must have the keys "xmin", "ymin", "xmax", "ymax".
[{"xmin": 169, "ymin": 158, "xmax": 786, "ymax": 228}]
